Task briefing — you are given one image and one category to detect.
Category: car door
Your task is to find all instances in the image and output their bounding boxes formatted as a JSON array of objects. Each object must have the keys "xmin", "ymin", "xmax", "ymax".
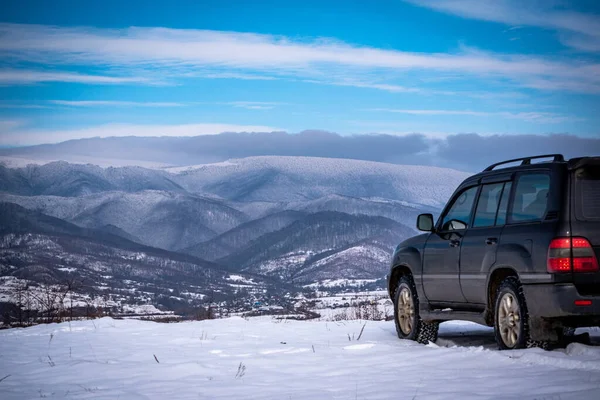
[
  {"xmin": 460, "ymin": 180, "xmax": 512, "ymax": 304},
  {"xmin": 422, "ymin": 185, "xmax": 478, "ymax": 303}
]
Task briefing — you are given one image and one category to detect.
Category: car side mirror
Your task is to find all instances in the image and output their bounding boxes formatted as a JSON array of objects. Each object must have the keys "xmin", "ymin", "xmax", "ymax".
[{"xmin": 416, "ymin": 213, "xmax": 434, "ymax": 232}]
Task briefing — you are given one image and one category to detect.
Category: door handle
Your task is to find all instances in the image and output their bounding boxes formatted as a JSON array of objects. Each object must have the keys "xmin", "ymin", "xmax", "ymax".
[
  {"xmin": 449, "ymin": 239, "xmax": 460, "ymax": 248},
  {"xmin": 485, "ymin": 237, "xmax": 498, "ymax": 245}
]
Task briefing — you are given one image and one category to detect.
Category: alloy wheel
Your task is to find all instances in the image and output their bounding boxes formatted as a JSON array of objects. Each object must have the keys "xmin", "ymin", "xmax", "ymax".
[
  {"xmin": 498, "ymin": 292, "xmax": 521, "ymax": 348},
  {"xmin": 397, "ymin": 285, "xmax": 415, "ymax": 335}
]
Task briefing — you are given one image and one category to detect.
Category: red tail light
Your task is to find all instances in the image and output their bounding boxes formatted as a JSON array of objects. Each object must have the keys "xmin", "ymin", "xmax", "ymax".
[{"xmin": 547, "ymin": 237, "xmax": 599, "ymax": 273}]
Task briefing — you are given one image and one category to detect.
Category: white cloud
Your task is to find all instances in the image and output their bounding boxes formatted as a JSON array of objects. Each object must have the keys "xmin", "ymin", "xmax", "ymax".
[
  {"xmin": 0, "ymin": 119, "xmax": 23, "ymax": 131},
  {"xmin": 405, "ymin": 0, "xmax": 600, "ymax": 52},
  {"xmin": 195, "ymin": 72, "xmax": 279, "ymax": 81},
  {"xmin": 0, "ymin": 69, "xmax": 147, "ymax": 85},
  {"xmin": 49, "ymin": 100, "xmax": 186, "ymax": 107},
  {"xmin": 321, "ymin": 79, "xmax": 421, "ymax": 93},
  {"xmin": 0, "ymin": 23, "xmax": 599, "ymax": 93},
  {"xmin": 1, "ymin": 122, "xmax": 283, "ymax": 146},
  {"xmin": 0, "ymin": 102, "xmax": 50, "ymax": 109},
  {"xmin": 369, "ymin": 108, "xmax": 580, "ymax": 123},
  {"xmin": 225, "ymin": 101, "xmax": 283, "ymax": 110}
]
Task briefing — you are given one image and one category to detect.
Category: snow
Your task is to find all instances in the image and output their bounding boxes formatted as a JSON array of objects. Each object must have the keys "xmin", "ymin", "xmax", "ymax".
[
  {"xmin": 0, "ymin": 155, "xmax": 171, "ymax": 169},
  {"xmin": 1, "ymin": 317, "xmax": 599, "ymax": 399},
  {"xmin": 57, "ymin": 267, "xmax": 77, "ymax": 273},
  {"xmin": 304, "ymin": 278, "xmax": 378, "ymax": 288},
  {"xmin": 308, "ymin": 245, "xmax": 389, "ymax": 270},
  {"xmin": 176, "ymin": 156, "xmax": 470, "ymax": 206},
  {"xmin": 226, "ymin": 274, "xmax": 256, "ymax": 285},
  {"xmin": 164, "ymin": 161, "xmax": 238, "ymax": 173},
  {"xmin": 255, "ymin": 251, "xmax": 314, "ymax": 274},
  {"xmin": 121, "ymin": 304, "xmax": 164, "ymax": 314}
]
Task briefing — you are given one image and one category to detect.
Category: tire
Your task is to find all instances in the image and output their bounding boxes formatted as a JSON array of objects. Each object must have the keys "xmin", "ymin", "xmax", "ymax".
[
  {"xmin": 393, "ymin": 275, "xmax": 439, "ymax": 344},
  {"xmin": 494, "ymin": 276, "xmax": 530, "ymax": 350}
]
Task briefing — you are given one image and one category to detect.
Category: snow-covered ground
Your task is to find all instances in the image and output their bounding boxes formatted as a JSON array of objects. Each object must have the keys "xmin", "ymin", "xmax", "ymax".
[{"xmin": 1, "ymin": 318, "xmax": 599, "ymax": 399}]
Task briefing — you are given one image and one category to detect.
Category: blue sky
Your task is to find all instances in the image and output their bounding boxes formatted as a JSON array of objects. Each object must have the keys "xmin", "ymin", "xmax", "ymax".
[{"xmin": 0, "ymin": 0, "xmax": 599, "ymax": 145}]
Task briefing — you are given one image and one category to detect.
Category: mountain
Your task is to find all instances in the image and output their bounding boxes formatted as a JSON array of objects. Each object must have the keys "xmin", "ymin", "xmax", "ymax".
[
  {"xmin": 288, "ymin": 194, "xmax": 431, "ymax": 226},
  {"xmin": 181, "ymin": 210, "xmax": 307, "ymax": 260},
  {"xmin": 175, "ymin": 156, "xmax": 469, "ymax": 207},
  {"xmin": 0, "ymin": 203, "xmax": 278, "ymax": 310},
  {"xmin": 0, "ymin": 156, "xmax": 468, "ymax": 208},
  {"xmin": 219, "ymin": 211, "xmax": 414, "ymax": 281},
  {"xmin": 0, "ymin": 161, "xmax": 185, "ymax": 197},
  {"xmin": 0, "ymin": 191, "xmax": 249, "ymax": 251},
  {"xmin": 0, "ymin": 202, "xmax": 218, "ymax": 264},
  {"xmin": 0, "ymin": 155, "xmax": 467, "ymax": 307},
  {"xmin": 226, "ymin": 194, "xmax": 434, "ymax": 223},
  {"xmin": 293, "ymin": 238, "xmax": 395, "ymax": 282}
]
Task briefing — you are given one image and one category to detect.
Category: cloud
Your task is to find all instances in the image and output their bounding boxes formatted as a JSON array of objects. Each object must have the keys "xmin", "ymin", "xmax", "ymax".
[
  {"xmin": 2, "ymin": 129, "xmax": 598, "ymax": 172},
  {"xmin": 405, "ymin": 0, "xmax": 600, "ymax": 52},
  {"xmin": 0, "ymin": 119, "xmax": 23, "ymax": 131},
  {"xmin": 0, "ymin": 123, "xmax": 283, "ymax": 146},
  {"xmin": 49, "ymin": 100, "xmax": 186, "ymax": 107},
  {"xmin": 0, "ymin": 69, "xmax": 148, "ymax": 85},
  {"xmin": 369, "ymin": 108, "xmax": 580, "ymax": 123},
  {"xmin": 194, "ymin": 72, "xmax": 279, "ymax": 81},
  {"xmin": 319, "ymin": 79, "xmax": 421, "ymax": 93},
  {"xmin": 225, "ymin": 101, "xmax": 283, "ymax": 110},
  {"xmin": 0, "ymin": 102, "xmax": 50, "ymax": 109},
  {"xmin": 0, "ymin": 23, "xmax": 599, "ymax": 93},
  {"xmin": 437, "ymin": 133, "xmax": 600, "ymax": 171}
]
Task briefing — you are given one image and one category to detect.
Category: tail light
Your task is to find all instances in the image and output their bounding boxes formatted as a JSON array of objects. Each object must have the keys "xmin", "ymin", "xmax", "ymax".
[{"xmin": 547, "ymin": 237, "xmax": 599, "ymax": 273}]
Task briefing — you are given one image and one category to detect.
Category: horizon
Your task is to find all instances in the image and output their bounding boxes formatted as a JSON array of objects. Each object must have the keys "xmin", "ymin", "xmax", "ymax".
[
  {"xmin": 2, "ymin": 129, "xmax": 599, "ymax": 173},
  {"xmin": 1, "ymin": 0, "xmax": 600, "ymax": 148}
]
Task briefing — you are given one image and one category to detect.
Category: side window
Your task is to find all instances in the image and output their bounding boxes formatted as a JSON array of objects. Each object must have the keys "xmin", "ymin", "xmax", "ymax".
[
  {"xmin": 509, "ymin": 174, "xmax": 550, "ymax": 223},
  {"xmin": 495, "ymin": 182, "xmax": 512, "ymax": 226},
  {"xmin": 441, "ymin": 186, "xmax": 478, "ymax": 231},
  {"xmin": 473, "ymin": 183, "xmax": 504, "ymax": 227}
]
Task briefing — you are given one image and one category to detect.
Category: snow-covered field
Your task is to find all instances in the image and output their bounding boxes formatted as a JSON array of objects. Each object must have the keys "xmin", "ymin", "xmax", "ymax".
[{"xmin": 1, "ymin": 318, "xmax": 599, "ymax": 399}]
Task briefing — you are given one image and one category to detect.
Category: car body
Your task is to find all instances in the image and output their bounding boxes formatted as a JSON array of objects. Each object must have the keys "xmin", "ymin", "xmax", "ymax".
[{"xmin": 387, "ymin": 154, "xmax": 600, "ymax": 349}]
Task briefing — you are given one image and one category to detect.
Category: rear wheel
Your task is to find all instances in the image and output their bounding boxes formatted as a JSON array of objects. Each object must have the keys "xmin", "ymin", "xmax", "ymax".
[
  {"xmin": 393, "ymin": 275, "xmax": 438, "ymax": 344},
  {"xmin": 494, "ymin": 277, "xmax": 530, "ymax": 350}
]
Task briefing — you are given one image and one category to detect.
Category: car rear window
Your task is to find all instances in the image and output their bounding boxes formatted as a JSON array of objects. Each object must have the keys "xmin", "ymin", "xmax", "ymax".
[{"xmin": 575, "ymin": 165, "xmax": 600, "ymax": 220}]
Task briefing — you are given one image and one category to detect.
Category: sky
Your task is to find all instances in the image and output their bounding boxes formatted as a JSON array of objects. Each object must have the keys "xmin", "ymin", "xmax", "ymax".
[{"xmin": 0, "ymin": 0, "xmax": 599, "ymax": 146}]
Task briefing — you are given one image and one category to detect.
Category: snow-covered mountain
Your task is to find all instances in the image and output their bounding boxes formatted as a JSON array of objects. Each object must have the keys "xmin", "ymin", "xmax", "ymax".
[
  {"xmin": 0, "ymin": 191, "xmax": 249, "ymax": 250},
  {"xmin": 1, "ymin": 156, "xmax": 468, "ymax": 207},
  {"xmin": 219, "ymin": 211, "xmax": 415, "ymax": 281},
  {"xmin": 0, "ymin": 203, "xmax": 278, "ymax": 311},
  {"xmin": 0, "ymin": 161, "xmax": 184, "ymax": 197},
  {"xmin": 176, "ymin": 156, "xmax": 469, "ymax": 207},
  {"xmin": 0, "ymin": 155, "xmax": 469, "ymax": 314},
  {"xmin": 181, "ymin": 210, "xmax": 307, "ymax": 260}
]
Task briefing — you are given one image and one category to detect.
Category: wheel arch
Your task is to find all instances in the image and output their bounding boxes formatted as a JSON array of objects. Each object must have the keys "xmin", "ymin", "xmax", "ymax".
[
  {"xmin": 388, "ymin": 244, "xmax": 423, "ymax": 298},
  {"xmin": 388, "ymin": 264, "xmax": 413, "ymax": 298},
  {"xmin": 485, "ymin": 266, "xmax": 519, "ymax": 325}
]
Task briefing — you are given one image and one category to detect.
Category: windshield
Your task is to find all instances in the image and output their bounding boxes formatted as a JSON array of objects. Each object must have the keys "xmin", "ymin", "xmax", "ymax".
[{"xmin": 575, "ymin": 164, "xmax": 600, "ymax": 220}]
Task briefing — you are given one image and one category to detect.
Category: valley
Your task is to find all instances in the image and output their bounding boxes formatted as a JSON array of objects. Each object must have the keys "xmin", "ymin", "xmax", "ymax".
[{"xmin": 0, "ymin": 155, "xmax": 469, "ymax": 323}]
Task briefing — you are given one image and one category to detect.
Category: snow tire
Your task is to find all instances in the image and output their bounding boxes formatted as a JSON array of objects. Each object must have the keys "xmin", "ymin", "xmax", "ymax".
[
  {"xmin": 393, "ymin": 274, "xmax": 439, "ymax": 345},
  {"xmin": 494, "ymin": 276, "xmax": 540, "ymax": 350}
]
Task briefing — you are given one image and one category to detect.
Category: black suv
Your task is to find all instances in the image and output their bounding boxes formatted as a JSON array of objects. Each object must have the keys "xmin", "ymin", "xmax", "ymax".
[{"xmin": 387, "ymin": 154, "xmax": 600, "ymax": 349}]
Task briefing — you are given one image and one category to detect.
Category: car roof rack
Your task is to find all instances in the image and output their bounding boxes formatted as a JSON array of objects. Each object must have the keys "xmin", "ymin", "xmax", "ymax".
[{"xmin": 483, "ymin": 154, "xmax": 564, "ymax": 172}]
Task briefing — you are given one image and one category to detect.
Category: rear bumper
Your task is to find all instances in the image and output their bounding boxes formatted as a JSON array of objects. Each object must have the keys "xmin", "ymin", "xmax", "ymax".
[{"xmin": 523, "ymin": 283, "xmax": 600, "ymax": 318}]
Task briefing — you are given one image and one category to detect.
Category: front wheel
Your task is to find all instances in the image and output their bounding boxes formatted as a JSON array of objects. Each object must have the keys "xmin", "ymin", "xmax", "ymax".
[{"xmin": 393, "ymin": 275, "xmax": 438, "ymax": 344}]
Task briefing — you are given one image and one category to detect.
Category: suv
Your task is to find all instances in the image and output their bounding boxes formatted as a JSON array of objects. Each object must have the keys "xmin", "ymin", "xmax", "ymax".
[{"xmin": 387, "ymin": 154, "xmax": 600, "ymax": 349}]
